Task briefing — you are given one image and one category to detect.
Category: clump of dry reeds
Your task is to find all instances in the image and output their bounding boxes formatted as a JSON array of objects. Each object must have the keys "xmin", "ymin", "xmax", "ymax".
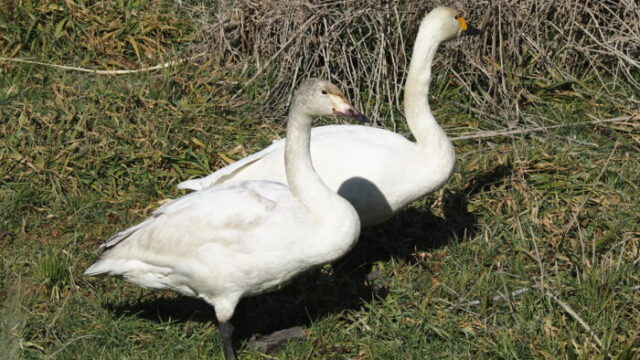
[{"xmin": 184, "ymin": 0, "xmax": 639, "ymax": 125}]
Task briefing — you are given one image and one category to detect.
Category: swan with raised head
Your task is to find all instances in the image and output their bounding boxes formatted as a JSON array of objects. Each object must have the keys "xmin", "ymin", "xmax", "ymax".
[
  {"xmin": 84, "ymin": 79, "xmax": 367, "ymax": 360},
  {"xmin": 177, "ymin": 7, "xmax": 481, "ymax": 227}
]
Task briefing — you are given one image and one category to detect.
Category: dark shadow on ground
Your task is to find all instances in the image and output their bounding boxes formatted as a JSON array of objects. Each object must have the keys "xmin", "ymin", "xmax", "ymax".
[
  {"xmin": 106, "ymin": 163, "xmax": 512, "ymax": 349},
  {"xmin": 338, "ymin": 163, "xmax": 512, "ymax": 272}
]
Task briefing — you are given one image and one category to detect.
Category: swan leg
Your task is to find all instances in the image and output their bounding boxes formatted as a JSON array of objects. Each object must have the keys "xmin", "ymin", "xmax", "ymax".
[
  {"xmin": 207, "ymin": 294, "xmax": 241, "ymax": 359},
  {"xmin": 218, "ymin": 321, "xmax": 236, "ymax": 360}
]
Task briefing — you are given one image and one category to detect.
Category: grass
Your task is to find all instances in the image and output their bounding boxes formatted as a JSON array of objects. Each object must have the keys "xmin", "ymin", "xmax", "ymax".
[{"xmin": 1, "ymin": 0, "xmax": 639, "ymax": 359}]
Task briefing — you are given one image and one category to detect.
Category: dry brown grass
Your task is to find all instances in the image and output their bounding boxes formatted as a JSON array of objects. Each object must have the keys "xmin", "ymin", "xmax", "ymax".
[{"xmin": 184, "ymin": 0, "xmax": 639, "ymax": 124}]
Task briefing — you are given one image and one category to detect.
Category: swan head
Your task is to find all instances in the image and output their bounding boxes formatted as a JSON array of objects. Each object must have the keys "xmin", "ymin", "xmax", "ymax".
[
  {"xmin": 292, "ymin": 78, "xmax": 369, "ymax": 122},
  {"xmin": 423, "ymin": 7, "xmax": 482, "ymax": 42}
]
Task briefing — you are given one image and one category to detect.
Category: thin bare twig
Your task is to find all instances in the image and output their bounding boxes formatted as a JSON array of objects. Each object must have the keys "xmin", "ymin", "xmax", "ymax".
[
  {"xmin": 543, "ymin": 289, "xmax": 603, "ymax": 348},
  {"xmin": 44, "ymin": 335, "xmax": 99, "ymax": 360},
  {"xmin": 450, "ymin": 115, "xmax": 636, "ymax": 142},
  {"xmin": 443, "ymin": 284, "xmax": 541, "ymax": 312},
  {"xmin": 0, "ymin": 53, "xmax": 206, "ymax": 75},
  {"xmin": 445, "ymin": 283, "xmax": 640, "ymax": 312}
]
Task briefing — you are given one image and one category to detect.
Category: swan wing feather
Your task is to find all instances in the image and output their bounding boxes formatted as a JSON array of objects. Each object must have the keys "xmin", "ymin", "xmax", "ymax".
[
  {"xmin": 176, "ymin": 140, "xmax": 285, "ymax": 191},
  {"xmin": 176, "ymin": 125, "xmax": 407, "ymax": 191},
  {"xmin": 94, "ymin": 181, "xmax": 287, "ymax": 256}
]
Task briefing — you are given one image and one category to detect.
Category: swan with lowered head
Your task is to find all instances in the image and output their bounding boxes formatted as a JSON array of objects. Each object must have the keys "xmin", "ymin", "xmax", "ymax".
[
  {"xmin": 177, "ymin": 7, "xmax": 481, "ymax": 227},
  {"xmin": 84, "ymin": 79, "xmax": 367, "ymax": 360}
]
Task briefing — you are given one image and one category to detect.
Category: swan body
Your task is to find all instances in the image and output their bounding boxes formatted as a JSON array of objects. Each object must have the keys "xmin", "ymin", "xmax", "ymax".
[
  {"xmin": 85, "ymin": 180, "xmax": 356, "ymax": 304},
  {"xmin": 178, "ymin": 7, "xmax": 481, "ymax": 227},
  {"xmin": 84, "ymin": 79, "xmax": 366, "ymax": 360}
]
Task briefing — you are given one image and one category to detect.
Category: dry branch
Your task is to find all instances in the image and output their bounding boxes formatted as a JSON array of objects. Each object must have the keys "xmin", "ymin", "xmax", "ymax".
[
  {"xmin": 189, "ymin": 0, "xmax": 639, "ymax": 123},
  {"xmin": 450, "ymin": 115, "xmax": 637, "ymax": 141},
  {"xmin": 0, "ymin": 54, "xmax": 206, "ymax": 74}
]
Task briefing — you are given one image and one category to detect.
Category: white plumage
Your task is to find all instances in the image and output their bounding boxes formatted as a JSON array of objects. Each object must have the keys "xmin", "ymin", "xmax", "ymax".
[
  {"xmin": 84, "ymin": 79, "xmax": 366, "ymax": 360},
  {"xmin": 177, "ymin": 7, "xmax": 482, "ymax": 227}
]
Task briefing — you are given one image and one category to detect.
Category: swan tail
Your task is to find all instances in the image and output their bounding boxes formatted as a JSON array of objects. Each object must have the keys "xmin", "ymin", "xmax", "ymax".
[
  {"xmin": 83, "ymin": 258, "xmax": 168, "ymax": 284},
  {"xmin": 96, "ymin": 216, "xmax": 155, "ymax": 254},
  {"xmin": 83, "ymin": 259, "xmax": 117, "ymax": 276},
  {"xmin": 84, "ymin": 258, "xmax": 178, "ymax": 293}
]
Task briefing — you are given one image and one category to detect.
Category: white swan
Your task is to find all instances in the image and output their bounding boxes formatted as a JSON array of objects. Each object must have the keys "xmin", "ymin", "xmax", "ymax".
[
  {"xmin": 177, "ymin": 7, "xmax": 481, "ymax": 227},
  {"xmin": 84, "ymin": 79, "xmax": 367, "ymax": 360}
]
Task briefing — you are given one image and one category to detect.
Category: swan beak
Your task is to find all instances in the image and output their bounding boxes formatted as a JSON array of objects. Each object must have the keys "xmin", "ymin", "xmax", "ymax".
[
  {"xmin": 331, "ymin": 96, "xmax": 370, "ymax": 123},
  {"xmin": 458, "ymin": 16, "xmax": 482, "ymax": 36}
]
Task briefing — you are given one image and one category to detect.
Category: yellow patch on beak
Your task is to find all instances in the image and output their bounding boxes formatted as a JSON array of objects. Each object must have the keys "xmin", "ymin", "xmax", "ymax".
[
  {"xmin": 457, "ymin": 16, "xmax": 468, "ymax": 31},
  {"xmin": 329, "ymin": 94, "xmax": 349, "ymax": 110}
]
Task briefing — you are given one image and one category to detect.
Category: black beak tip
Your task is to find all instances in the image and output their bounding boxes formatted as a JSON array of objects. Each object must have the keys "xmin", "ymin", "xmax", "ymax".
[
  {"xmin": 463, "ymin": 25, "xmax": 482, "ymax": 36},
  {"xmin": 338, "ymin": 107, "xmax": 369, "ymax": 123},
  {"xmin": 354, "ymin": 113, "xmax": 370, "ymax": 123}
]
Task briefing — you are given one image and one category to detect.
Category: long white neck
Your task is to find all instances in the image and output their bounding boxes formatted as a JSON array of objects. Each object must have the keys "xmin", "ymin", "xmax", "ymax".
[
  {"xmin": 284, "ymin": 104, "xmax": 339, "ymax": 215},
  {"xmin": 403, "ymin": 20, "xmax": 449, "ymax": 151}
]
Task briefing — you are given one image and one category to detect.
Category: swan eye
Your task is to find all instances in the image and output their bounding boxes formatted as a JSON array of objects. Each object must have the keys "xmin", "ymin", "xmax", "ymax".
[{"xmin": 321, "ymin": 90, "xmax": 327, "ymax": 95}]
